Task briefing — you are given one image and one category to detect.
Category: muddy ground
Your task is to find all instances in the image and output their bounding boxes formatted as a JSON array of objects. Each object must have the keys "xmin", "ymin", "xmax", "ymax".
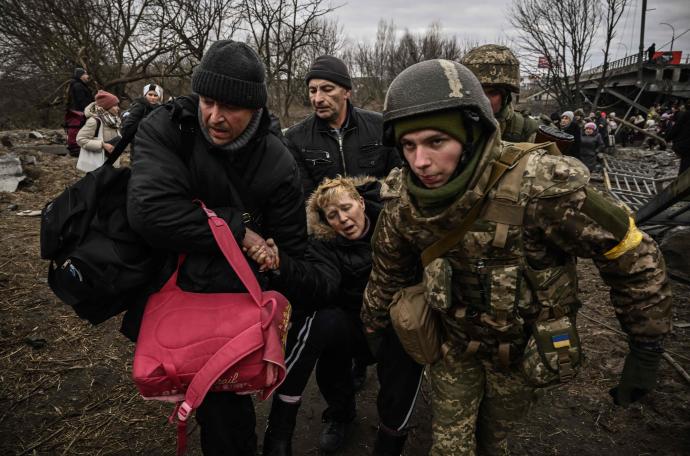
[{"xmin": 0, "ymin": 131, "xmax": 688, "ymax": 455}]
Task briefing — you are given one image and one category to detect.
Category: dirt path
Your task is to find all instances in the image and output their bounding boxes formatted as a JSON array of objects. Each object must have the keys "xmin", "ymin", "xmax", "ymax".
[{"xmin": 1, "ymin": 137, "xmax": 688, "ymax": 455}]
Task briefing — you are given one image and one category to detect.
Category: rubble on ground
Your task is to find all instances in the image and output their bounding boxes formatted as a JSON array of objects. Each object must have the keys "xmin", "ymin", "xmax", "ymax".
[{"xmin": 0, "ymin": 153, "xmax": 26, "ymax": 192}]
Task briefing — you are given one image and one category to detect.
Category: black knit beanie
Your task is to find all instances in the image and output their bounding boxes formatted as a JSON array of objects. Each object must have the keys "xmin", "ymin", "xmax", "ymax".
[
  {"xmin": 74, "ymin": 67, "xmax": 86, "ymax": 79},
  {"xmin": 192, "ymin": 40, "xmax": 267, "ymax": 109},
  {"xmin": 305, "ymin": 55, "xmax": 352, "ymax": 90}
]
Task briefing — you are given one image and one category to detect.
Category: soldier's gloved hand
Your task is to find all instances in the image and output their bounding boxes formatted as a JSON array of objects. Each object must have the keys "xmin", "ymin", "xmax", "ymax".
[
  {"xmin": 609, "ymin": 343, "xmax": 662, "ymax": 407},
  {"xmin": 365, "ymin": 327, "xmax": 384, "ymax": 359}
]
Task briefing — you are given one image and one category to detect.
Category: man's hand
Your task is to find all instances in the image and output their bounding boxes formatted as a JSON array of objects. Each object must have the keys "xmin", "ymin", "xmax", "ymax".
[
  {"xmin": 103, "ymin": 142, "xmax": 114, "ymax": 154},
  {"xmin": 609, "ymin": 343, "xmax": 663, "ymax": 407},
  {"xmin": 242, "ymin": 229, "xmax": 278, "ymax": 271}
]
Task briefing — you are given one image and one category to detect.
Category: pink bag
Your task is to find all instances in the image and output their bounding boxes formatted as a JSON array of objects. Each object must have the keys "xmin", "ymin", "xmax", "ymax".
[{"xmin": 132, "ymin": 202, "xmax": 291, "ymax": 455}]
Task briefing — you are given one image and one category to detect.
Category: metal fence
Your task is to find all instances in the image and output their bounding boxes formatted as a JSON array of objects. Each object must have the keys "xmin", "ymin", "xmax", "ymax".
[{"xmin": 602, "ymin": 156, "xmax": 659, "ymax": 211}]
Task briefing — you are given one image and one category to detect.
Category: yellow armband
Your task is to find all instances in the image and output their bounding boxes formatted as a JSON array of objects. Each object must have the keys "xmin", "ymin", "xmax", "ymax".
[{"xmin": 603, "ymin": 217, "xmax": 643, "ymax": 260}]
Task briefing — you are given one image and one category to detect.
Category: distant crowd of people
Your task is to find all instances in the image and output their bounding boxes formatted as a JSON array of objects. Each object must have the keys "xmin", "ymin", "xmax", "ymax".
[
  {"xmin": 533, "ymin": 98, "xmax": 690, "ymax": 175},
  {"xmin": 620, "ymin": 101, "xmax": 690, "ymax": 174},
  {"xmin": 549, "ymin": 108, "xmax": 617, "ymax": 173}
]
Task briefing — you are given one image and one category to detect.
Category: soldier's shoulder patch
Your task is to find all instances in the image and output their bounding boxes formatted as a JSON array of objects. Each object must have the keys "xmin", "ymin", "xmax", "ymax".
[
  {"xmin": 380, "ymin": 167, "xmax": 404, "ymax": 200},
  {"xmin": 528, "ymin": 153, "xmax": 590, "ymax": 198}
]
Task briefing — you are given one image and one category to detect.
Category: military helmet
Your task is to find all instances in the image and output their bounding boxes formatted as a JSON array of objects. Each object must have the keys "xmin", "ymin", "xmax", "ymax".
[
  {"xmin": 461, "ymin": 44, "xmax": 520, "ymax": 94},
  {"xmin": 382, "ymin": 59, "xmax": 496, "ymax": 146}
]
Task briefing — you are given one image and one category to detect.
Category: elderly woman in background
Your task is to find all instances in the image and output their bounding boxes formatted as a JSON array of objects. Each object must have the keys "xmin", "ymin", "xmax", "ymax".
[
  {"xmin": 76, "ymin": 90, "xmax": 121, "ymax": 172},
  {"xmin": 560, "ymin": 110, "xmax": 581, "ymax": 159},
  {"xmin": 580, "ymin": 121, "xmax": 604, "ymax": 172}
]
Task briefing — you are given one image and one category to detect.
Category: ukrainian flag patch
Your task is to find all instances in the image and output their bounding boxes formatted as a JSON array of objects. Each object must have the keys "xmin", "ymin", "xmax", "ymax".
[{"xmin": 551, "ymin": 333, "xmax": 571, "ymax": 349}]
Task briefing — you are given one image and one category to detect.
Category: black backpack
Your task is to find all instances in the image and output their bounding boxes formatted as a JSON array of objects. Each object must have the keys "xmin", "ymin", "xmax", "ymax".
[
  {"xmin": 39, "ymin": 109, "xmax": 198, "ymax": 325},
  {"xmin": 40, "ymin": 149, "xmax": 163, "ymax": 324}
]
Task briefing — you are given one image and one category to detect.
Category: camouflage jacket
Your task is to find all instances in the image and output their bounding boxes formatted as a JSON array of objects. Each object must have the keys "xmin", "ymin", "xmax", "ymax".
[{"xmin": 362, "ymin": 130, "xmax": 672, "ymax": 354}]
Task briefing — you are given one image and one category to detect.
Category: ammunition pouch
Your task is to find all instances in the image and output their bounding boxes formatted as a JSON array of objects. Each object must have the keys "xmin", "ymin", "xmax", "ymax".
[
  {"xmin": 521, "ymin": 262, "xmax": 582, "ymax": 387},
  {"xmin": 521, "ymin": 314, "xmax": 582, "ymax": 387},
  {"xmin": 389, "ymin": 282, "xmax": 443, "ymax": 366}
]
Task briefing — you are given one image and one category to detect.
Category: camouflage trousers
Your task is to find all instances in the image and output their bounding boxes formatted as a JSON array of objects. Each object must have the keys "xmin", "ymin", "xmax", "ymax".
[{"xmin": 429, "ymin": 350, "xmax": 535, "ymax": 456}]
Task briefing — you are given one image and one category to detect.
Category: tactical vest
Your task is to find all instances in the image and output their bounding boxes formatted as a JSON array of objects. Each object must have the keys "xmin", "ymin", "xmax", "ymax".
[
  {"xmin": 437, "ymin": 143, "xmax": 583, "ymax": 366},
  {"xmin": 501, "ymin": 111, "xmax": 539, "ymax": 143}
]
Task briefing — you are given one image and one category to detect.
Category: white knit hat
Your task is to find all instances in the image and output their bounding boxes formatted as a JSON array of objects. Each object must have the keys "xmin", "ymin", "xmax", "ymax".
[{"xmin": 143, "ymin": 83, "xmax": 163, "ymax": 98}]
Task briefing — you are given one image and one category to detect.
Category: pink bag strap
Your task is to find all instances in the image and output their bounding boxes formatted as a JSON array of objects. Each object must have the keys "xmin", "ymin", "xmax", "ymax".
[
  {"xmin": 179, "ymin": 322, "xmax": 266, "ymax": 414},
  {"xmin": 159, "ymin": 254, "xmax": 186, "ymax": 292},
  {"xmin": 175, "ymin": 301, "xmax": 278, "ymax": 417},
  {"xmin": 197, "ymin": 201, "xmax": 264, "ymax": 306},
  {"xmin": 173, "ymin": 322, "xmax": 266, "ymax": 456},
  {"xmin": 160, "ymin": 201, "xmax": 264, "ymax": 306}
]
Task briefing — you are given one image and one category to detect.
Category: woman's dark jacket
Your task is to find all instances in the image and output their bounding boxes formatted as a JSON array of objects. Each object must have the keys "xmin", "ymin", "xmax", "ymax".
[
  {"xmin": 666, "ymin": 110, "xmax": 690, "ymax": 157},
  {"xmin": 580, "ymin": 132, "xmax": 604, "ymax": 171},
  {"xmin": 67, "ymin": 78, "xmax": 93, "ymax": 112},
  {"xmin": 273, "ymin": 178, "xmax": 382, "ymax": 318},
  {"xmin": 562, "ymin": 120, "xmax": 582, "ymax": 159},
  {"xmin": 285, "ymin": 101, "xmax": 400, "ymax": 197},
  {"xmin": 112, "ymin": 96, "xmax": 159, "ymax": 158},
  {"xmin": 123, "ymin": 95, "xmax": 307, "ymax": 339}
]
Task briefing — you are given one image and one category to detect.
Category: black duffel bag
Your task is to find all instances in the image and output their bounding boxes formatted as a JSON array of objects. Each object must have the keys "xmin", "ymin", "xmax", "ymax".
[{"xmin": 40, "ymin": 152, "xmax": 161, "ymax": 325}]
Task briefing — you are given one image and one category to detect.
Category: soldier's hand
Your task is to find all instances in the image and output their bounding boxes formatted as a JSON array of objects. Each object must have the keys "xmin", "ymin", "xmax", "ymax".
[{"xmin": 609, "ymin": 343, "xmax": 662, "ymax": 407}]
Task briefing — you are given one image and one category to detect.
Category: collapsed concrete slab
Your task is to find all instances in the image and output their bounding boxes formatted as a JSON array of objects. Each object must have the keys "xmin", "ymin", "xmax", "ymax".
[{"xmin": 0, "ymin": 153, "xmax": 26, "ymax": 192}]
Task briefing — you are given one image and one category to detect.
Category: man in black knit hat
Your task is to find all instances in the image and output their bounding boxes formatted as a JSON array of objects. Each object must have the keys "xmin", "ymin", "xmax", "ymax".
[
  {"xmin": 126, "ymin": 40, "xmax": 307, "ymax": 456},
  {"xmin": 285, "ymin": 55, "xmax": 400, "ymax": 198}
]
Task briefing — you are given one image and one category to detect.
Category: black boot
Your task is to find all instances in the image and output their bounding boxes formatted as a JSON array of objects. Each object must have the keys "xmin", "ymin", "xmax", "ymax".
[
  {"xmin": 263, "ymin": 398, "xmax": 300, "ymax": 456},
  {"xmin": 373, "ymin": 425, "xmax": 407, "ymax": 456},
  {"xmin": 319, "ymin": 419, "xmax": 348, "ymax": 453},
  {"xmin": 319, "ymin": 407, "xmax": 354, "ymax": 453}
]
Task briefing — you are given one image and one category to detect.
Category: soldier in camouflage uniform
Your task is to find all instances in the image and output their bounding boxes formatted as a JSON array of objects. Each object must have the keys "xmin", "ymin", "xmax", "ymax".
[
  {"xmin": 361, "ymin": 59, "xmax": 672, "ymax": 455},
  {"xmin": 462, "ymin": 44, "xmax": 538, "ymax": 142}
]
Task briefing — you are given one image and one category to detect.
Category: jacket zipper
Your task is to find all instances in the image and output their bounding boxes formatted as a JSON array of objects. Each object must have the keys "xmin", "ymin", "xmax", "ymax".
[{"xmin": 337, "ymin": 132, "xmax": 347, "ymax": 175}]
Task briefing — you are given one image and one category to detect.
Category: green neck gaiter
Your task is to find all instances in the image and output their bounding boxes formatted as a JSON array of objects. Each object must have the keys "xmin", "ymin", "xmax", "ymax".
[{"xmin": 406, "ymin": 140, "xmax": 484, "ymax": 213}]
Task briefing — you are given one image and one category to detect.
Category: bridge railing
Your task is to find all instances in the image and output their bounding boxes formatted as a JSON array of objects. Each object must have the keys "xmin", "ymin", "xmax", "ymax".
[{"xmin": 580, "ymin": 53, "xmax": 640, "ymax": 78}]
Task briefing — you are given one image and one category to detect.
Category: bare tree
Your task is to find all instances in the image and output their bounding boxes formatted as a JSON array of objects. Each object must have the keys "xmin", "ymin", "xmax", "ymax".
[
  {"xmin": 591, "ymin": 0, "xmax": 630, "ymax": 109},
  {"xmin": 0, "ymin": 0, "xmax": 242, "ymax": 103},
  {"xmin": 348, "ymin": 20, "xmax": 464, "ymax": 106},
  {"xmin": 511, "ymin": 0, "xmax": 601, "ymax": 109},
  {"xmin": 345, "ymin": 20, "xmax": 397, "ymax": 105},
  {"xmin": 240, "ymin": 0, "xmax": 343, "ymax": 120},
  {"xmin": 156, "ymin": 0, "xmax": 242, "ymax": 62}
]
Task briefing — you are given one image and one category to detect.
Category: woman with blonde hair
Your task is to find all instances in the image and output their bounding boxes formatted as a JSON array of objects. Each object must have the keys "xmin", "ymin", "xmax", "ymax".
[{"xmin": 252, "ymin": 176, "xmax": 423, "ymax": 456}]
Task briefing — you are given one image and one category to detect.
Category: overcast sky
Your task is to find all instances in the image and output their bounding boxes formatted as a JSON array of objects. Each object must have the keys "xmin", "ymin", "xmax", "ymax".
[{"xmin": 332, "ymin": 0, "xmax": 690, "ymax": 66}]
